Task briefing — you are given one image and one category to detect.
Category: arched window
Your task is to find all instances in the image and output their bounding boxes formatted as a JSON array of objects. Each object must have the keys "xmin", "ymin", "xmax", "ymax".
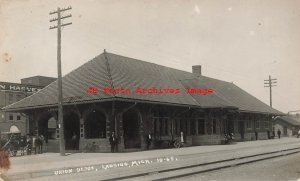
[
  {"xmin": 47, "ymin": 117, "xmax": 57, "ymax": 139},
  {"xmin": 10, "ymin": 125, "xmax": 20, "ymax": 133}
]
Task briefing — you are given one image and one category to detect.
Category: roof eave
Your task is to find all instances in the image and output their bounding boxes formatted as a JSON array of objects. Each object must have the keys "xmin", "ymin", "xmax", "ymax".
[
  {"xmin": 238, "ymin": 109, "xmax": 284, "ymax": 115},
  {"xmin": 2, "ymin": 97, "xmax": 239, "ymax": 112}
]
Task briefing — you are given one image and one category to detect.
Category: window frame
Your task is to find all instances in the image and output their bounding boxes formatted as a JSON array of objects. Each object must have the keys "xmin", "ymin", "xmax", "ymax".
[
  {"xmin": 246, "ymin": 120, "xmax": 252, "ymax": 129},
  {"xmin": 9, "ymin": 114, "xmax": 13, "ymax": 121},
  {"xmin": 255, "ymin": 120, "xmax": 260, "ymax": 129}
]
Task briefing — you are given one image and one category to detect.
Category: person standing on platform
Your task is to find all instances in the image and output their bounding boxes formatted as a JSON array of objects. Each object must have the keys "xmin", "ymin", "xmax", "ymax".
[
  {"xmin": 116, "ymin": 134, "xmax": 121, "ymax": 152},
  {"xmin": 109, "ymin": 132, "xmax": 116, "ymax": 153},
  {"xmin": 71, "ymin": 133, "xmax": 77, "ymax": 150},
  {"xmin": 26, "ymin": 135, "xmax": 32, "ymax": 155},
  {"xmin": 180, "ymin": 131, "xmax": 185, "ymax": 145},
  {"xmin": 277, "ymin": 129, "xmax": 281, "ymax": 139},
  {"xmin": 35, "ymin": 136, "xmax": 41, "ymax": 154},
  {"xmin": 39, "ymin": 135, "xmax": 44, "ymax": 154},
  {"xmin": 255, "ymin": 131, "xmax": 258, "ymax": 140},
  {"xmin": 145, "ymin": 133, "xmax": 152, "ymax": 150},
  {"xmin": 32, "ymin": 136, "xmax": 37, "ymax": 154}
]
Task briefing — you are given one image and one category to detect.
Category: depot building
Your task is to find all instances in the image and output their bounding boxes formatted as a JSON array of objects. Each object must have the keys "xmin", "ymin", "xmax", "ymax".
[{"xmin": 2, "ymin": 51, "xmax": 282, "ymax": 152}]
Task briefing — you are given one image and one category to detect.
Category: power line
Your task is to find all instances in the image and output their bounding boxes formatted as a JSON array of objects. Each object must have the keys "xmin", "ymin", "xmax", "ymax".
[
  {"xmin": 49, "ymin": 6, "xmax": 72, "ymax": 156},
  {"xmin": 264, "ymin": 75, "xmax": 277, "ymax": 108},
  {"xmin": 288, "ymin": 110, "xmax": 300, "ymax": 115}
]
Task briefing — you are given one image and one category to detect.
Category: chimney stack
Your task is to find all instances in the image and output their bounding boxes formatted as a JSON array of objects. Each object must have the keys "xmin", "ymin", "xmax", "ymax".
[{"xmin": 192, "ymin": 65, "xmax": 202, "ymax": 76}]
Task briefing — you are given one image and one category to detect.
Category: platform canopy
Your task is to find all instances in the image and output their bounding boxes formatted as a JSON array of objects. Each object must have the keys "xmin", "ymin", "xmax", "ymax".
[{"xmin": 3, "ymin": 51, "xmax": 282, "ymax": 115}]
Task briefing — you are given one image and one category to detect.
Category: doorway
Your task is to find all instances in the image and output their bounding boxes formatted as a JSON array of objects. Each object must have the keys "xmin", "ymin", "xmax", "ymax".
[
  {"xmin": 123, "ymin": 110, "xmax": 141, "ymax": 149},
  {"xmin": 283, "ymin": 127, "xmax": 287, "ymax": 136},
  {"xmin": 85, "ymin": 110, "xmax": 106, "ymax": 138},
  {"xmin": 64, "ymin": 112, "xmax": 80, "ymax": 150},
  {"xmin": 37, "ymin": 114, "xmax": 56, "ymax": 143}
]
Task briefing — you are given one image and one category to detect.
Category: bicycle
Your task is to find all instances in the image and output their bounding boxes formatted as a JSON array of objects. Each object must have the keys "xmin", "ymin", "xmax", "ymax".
[{"xmin": 167, "ymin": 139, "xmax": 183, "ymax": 148}]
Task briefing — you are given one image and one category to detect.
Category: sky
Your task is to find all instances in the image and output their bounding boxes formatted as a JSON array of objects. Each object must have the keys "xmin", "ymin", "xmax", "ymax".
[{"xmin": 0, "ymin": 0, "xmax": 300, "ymax": 113}]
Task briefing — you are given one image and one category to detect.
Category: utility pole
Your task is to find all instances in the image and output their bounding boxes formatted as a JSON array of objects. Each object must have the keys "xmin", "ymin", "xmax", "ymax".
[
  {"xmin": 49, "ymin": 6, "xmax": 72, "ymax": 156},
  {"xmin": 264, "ymin": 75, "xmax": 277, "ymax": 108}
]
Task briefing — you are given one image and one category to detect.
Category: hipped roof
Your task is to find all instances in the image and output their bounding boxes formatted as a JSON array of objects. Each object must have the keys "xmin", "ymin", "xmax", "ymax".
[{"xmin": 3, "ymin": 52, "xmax": 282, "ymax": 115}]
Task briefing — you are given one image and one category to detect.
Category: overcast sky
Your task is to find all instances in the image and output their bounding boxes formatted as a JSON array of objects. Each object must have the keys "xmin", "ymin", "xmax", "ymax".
[{"xmin": 0, "ymin": 0, "xmax": 299, "ymax": 113}]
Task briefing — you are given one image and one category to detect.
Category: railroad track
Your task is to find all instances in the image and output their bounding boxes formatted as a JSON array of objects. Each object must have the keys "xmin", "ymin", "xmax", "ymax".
[{"xmin": 109, "ymin": 147, "xmax": 300, "ymax": 181}]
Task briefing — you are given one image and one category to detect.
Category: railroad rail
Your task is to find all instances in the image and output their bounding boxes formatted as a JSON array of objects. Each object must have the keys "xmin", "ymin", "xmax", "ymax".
[{"xmin": 106, "ymin": 147, "xmax": 300, "ymax": 181}]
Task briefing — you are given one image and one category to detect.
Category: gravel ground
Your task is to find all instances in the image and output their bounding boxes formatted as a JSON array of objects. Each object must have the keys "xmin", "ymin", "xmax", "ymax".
[{"xmin": 173, "ymin": 152, "xmax": 300, "ymax": 181}]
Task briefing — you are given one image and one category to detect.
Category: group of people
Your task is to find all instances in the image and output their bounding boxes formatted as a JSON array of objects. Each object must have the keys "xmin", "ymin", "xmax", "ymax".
[
  {"xmin": 266, "ymin": 129, "xmax": 281, "ymax": 139},
  {"xmin": 145, "ymin": 131, "xmax": 186, "ymax": 149},
  {"xmin": 26, "ymin": 134, "xmax": 45, "ymax": 155}
]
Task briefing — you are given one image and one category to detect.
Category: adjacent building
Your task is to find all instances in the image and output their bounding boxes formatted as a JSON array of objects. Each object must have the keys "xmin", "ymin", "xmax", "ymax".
[
  {"xmin": 0, "ymin": 76, "xmax": 56, "ymax": 134},
  {"xmin": 2, "ymin": 51, "xmax": 283, "ymax": 152},
  {"xmin": 274, "ymin": 115, "xmax": 300, "ymax": 137}
]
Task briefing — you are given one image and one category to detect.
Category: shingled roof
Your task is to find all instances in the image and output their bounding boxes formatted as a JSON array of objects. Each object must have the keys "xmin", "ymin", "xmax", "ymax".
[
  {"xmin": 3, "ymin": 51, "xmax": 282, "ymax": 114},
  {"xmin": 275, "ymin": 116, "xmax": 300, "ymax": 126}
]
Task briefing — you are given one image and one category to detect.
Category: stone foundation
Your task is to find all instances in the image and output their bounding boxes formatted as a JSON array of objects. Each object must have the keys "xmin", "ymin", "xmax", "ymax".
[
  {"xmin": 79, "ymin": 138, "xmax": 111, "ymax": 152},
  {"xmin": 192, "ymin": 134, "xmax": 222, "ymax": 145}
]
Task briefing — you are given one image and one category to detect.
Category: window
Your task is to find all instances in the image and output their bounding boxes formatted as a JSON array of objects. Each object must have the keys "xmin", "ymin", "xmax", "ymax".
[
  {"xmin": 164, "ymin": 119, "xmax": 169, "ymax": 135},
  {"xmin": 213, "ymin": 119, "xmax": 217, "ymax": 134},
  {"xmin": 255, "ymin": 120, "xmax": 260, "ymax": 129},
  {"xmin": 9, "ymin": 125, "xmax": 19, "ymax": 132},
  {"xmin": 152, "ymin": 110, "xmax": 170, "ymax": 136},
  {"xmin": 174, "ymin": 119, "xmax": 178, "ymax": 135},
  {"xmin": 159, "ymin": 119, "xmax": 163, "ymax": 135},
  {"xmin": 16, "ymin": 94, "xmax": 22, "ymax": 101},
  {"xmin": 206, "ymin": 119, "xmax": 217, "ymax": 134},
  {"xmin": 246, "ymin": 120, "xmax": 252, "ymax": 129},
  {"xmin": 17, "ymin": 115, "xmax": 21, "ymax": 120},
  {"xmin": 198, "ymin": 119, "xmax": 205, "ymax": 134},
  {"xmin": 190, "ymin": 119, "xmax": 196, "ymax": 135},
  {"xmin": 159, "ymin": 118, "xmax": 169, "ymax": 136},
  {"xmin": 48, "ymin": 117, "xmax": 57, "ymax": 140},
  {"xmin": 264, "ymin": 121, "xmax": 269, "ymax": 129},
  {"xmin": 180, "ymin": 119, "xmax": 185, "ymax": 134},
  {"xmin": 153, "ymin": 118, "xmax": 158, "ymax": 137},
  {"xmin": 8, "ymin": 94, "xmax": 13, "ymax": 102},
  {"xmin": 186, "ymin": 120, "xmax": 190, "ymax": 135},
  {"xmin": 9, "ymin": 114, "xmax": 13, "ymax": 120}
]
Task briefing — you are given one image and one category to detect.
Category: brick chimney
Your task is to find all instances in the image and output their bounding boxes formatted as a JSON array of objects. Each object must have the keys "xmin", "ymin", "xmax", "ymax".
[{"xmin": 192, "ymin": 65, "xmax": 202, "ymax": 76}]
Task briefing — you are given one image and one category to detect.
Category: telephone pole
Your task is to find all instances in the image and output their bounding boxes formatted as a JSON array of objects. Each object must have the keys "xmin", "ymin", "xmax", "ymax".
[
  {"xmin": 49, "ymin": 6, "xmax": 72, "ymax": 156},
  {"xmin": 264, "ymin": 75, "xmax": 277, "ymax": 108}
]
